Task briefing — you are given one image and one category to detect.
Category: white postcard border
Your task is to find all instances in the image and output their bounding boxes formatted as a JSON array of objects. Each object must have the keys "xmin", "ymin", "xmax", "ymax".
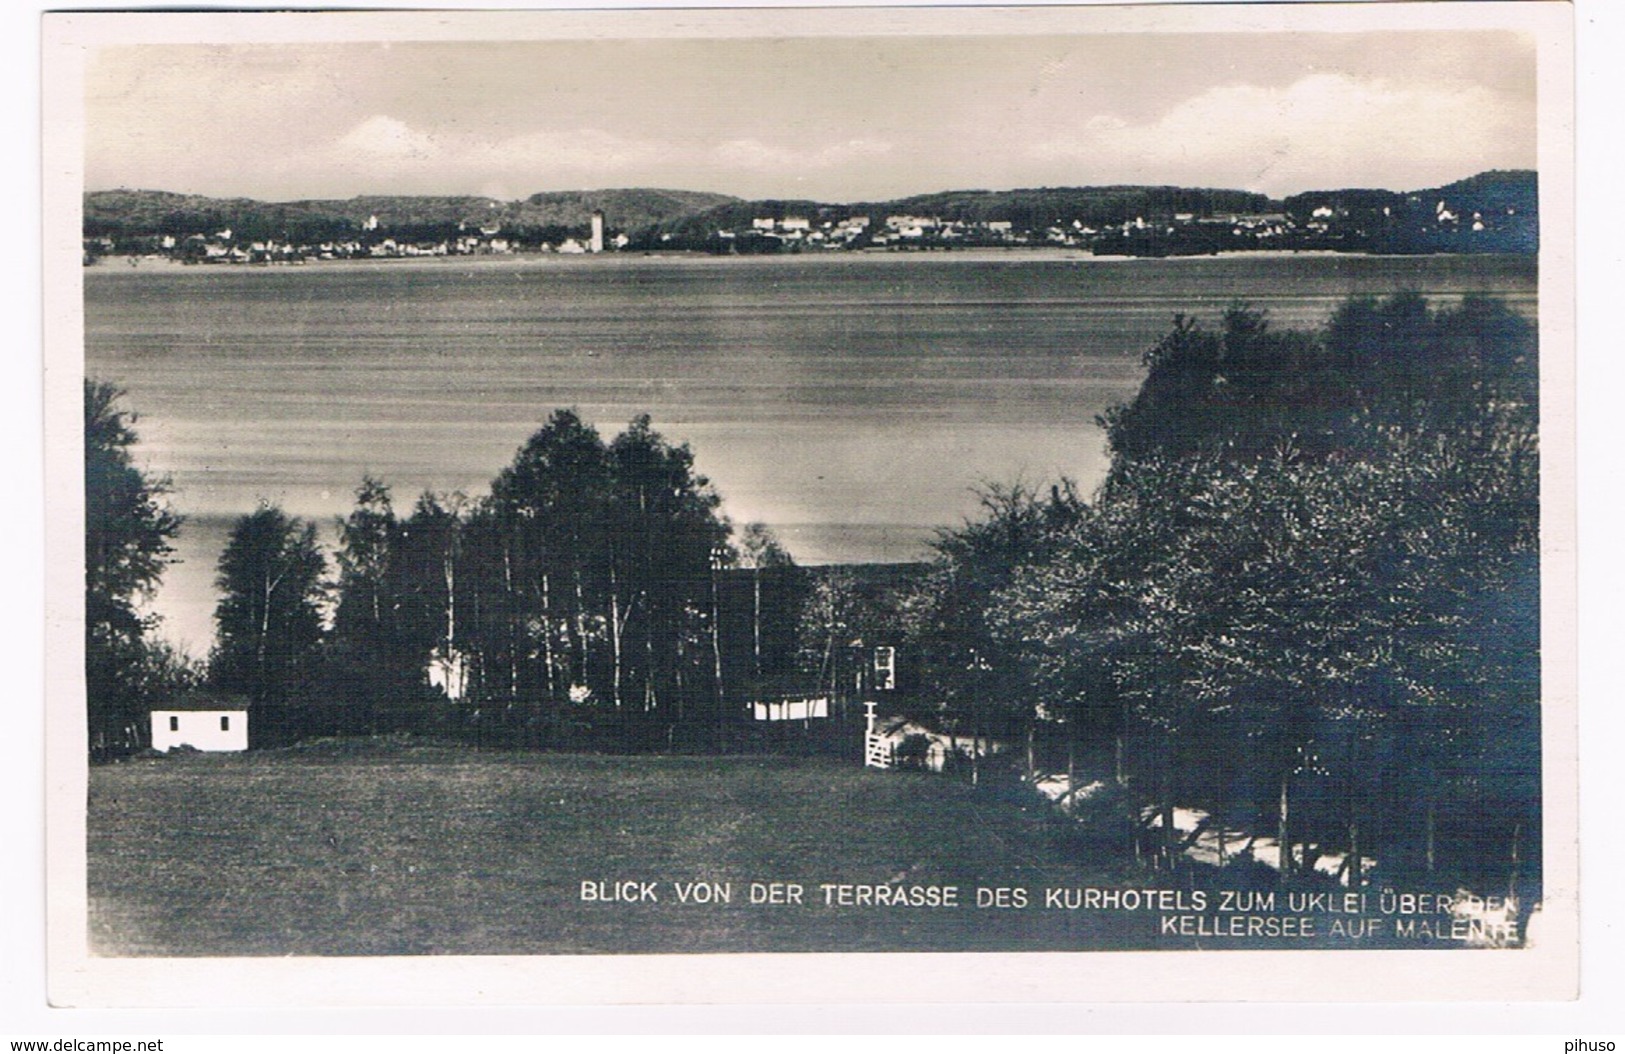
[{"xmin": 42, "ymin": 1, "xmax": 1580, "ymax": 1008}]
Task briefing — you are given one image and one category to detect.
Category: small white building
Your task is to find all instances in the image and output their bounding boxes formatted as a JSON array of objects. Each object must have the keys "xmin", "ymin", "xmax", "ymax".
[
  {"xmin": 151, "ymin": 707, "xmax": 248, "ymax": 752},
  {"xmin": 753, "ymin": 696, "xmax": 828, "ymax": 722},
  {"xmin": 748, "ymin": 676, "xmax": 830, "ymax": 723}
]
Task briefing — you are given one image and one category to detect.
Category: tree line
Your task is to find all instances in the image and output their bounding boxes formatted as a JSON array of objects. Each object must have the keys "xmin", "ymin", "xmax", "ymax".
[
  {"xmin": 84, "ymin": 390, "xmax": 809, "ymax": 758},
  {"xmin": 877, "ymin": 293, "xmax": 1539, "ymax": 903},
  {"xmin": 200, "ymin": 411, "xmax": 803, "ymax": 753}
]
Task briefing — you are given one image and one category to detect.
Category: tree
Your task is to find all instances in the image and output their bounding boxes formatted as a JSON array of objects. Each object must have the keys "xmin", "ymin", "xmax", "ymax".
[
  {"xmin": 994, "ymin": 456, "xmax": 1223, "ymax": 851},
  {"xmin": 606, "ymin": 414, "xmax": 733, "ymax": 730},
  {"xmin": 990, "ymin": 295, "xmax": 1539, "ymax": 892},
  {"xmin": 473, "ymin": 410, "xmax": 736, "ymax": 748},
  {"xmin": 84, "ymin": 380, "xmax": 182, "ymax": 757},
  {"xmin": 325, "ymin": 476, "xmax": 452, "ymax": 733},
  {"xmin": 210, "ymin": 504, "xmax": 327, "ymax": 743},
  {"xmin": 488, "ymin": 409, "xmax": 615, "ymax": 735},
  {"xmin": 326, "ymin": 476, "xmax": 398, "ymax": 732},
  {"xmin": 904, "ymin": 481, "xmax": 1082, "ymax": 783},
  {"xmin": 394, "ymin": 491, "xmax": 469, "ymax": 705},
  {"xmin": 737, "ymin": 522, "xmax": 795, "ymax": 682},
  {"xmin": 334, "ymin": 476, "xmax": 394, "ymax": 634}
]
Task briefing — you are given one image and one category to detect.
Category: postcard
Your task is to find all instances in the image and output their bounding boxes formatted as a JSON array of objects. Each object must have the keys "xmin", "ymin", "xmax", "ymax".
[{"xmin": 43, "ymin": 1, "xmax": 1578, "ymax": 1005}]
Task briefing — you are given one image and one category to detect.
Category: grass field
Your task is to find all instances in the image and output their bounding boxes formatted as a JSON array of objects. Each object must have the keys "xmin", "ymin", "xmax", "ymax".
[{"xmin": 89, "ymin": 741, "xmax": 1172, "ymax": 956}]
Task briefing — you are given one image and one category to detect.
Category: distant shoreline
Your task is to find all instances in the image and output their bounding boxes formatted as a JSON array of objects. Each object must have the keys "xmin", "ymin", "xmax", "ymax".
[{"xmin": 86, "ymin": 246, "xmax": 1536, "ymax": 274}]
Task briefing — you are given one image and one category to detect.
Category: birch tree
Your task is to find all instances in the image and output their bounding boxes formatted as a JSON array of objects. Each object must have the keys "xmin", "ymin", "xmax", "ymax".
[{"xmin": 210, "ymin": 504, "xmax": 327, "ymax": 742}]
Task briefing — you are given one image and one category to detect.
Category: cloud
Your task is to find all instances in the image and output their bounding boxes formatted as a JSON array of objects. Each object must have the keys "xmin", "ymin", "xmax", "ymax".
[
  {"xmin": 328, "ymin": 119, "xmax": 893, "ymax": 191},
  {"xmin": 309, "ymin": 119, "xmax": 673, "ymax": 193},
  {"xmin": 479, "ymin": 127, "xmax": 668, "ymax": 173},
  {"xmin": 823, "ymin": 138, "xmax": 895, "ymax": 165},
  {"xmin": 714, "ymin": 136, "xmax": 893, "ymax": 173},
  {"xmin": 1033, "ymin": 73, "xmax": 1532, "ymax": 195},
  {"xmin": 714, "ymin": 138, "xmax": 799, "ymax": 171},
  {"xmin": 336, "ymin": 115, "xmax": 442, "ymax": 161}
]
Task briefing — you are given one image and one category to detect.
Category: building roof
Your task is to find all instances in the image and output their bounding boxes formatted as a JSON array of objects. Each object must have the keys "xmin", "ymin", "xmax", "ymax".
[
  {"xmin": 745, "ymin": 674, "xmax": 826, "ymax": 703},
  {"xmin": 157, "ymin": 689, "xmax": 252, "ymax": 712}
]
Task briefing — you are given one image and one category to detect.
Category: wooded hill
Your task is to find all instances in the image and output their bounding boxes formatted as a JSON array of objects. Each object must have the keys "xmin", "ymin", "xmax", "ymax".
[
  {"xmin": 85, "ymin": 184, "xmax": 1276, "ymax": 241},
  {"xmin": 83, "ymin": 187, "xmax": 740, "ymax": 242},
  {"xmin": 85, "ymin": 170, "xmax": 1537, "ymax": 255},
  {"xmin": 1279, "ymin": 170, "xmax": 1538, "ymax": 254},
  {"xmin": 653, "ymin": 185, "xmax": 1275, "ymax": 237}
]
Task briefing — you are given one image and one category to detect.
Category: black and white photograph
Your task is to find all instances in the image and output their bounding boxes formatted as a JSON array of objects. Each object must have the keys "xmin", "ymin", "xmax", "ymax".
[{"xmin": 42, "ymin": 1, "xmax": 1578, "ymax": 1006}]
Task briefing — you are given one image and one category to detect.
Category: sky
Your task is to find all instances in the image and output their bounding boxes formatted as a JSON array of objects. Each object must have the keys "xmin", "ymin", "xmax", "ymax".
[{"xmin": 83, "ymin": 28, "xmax": 1537, "ymax": 203}]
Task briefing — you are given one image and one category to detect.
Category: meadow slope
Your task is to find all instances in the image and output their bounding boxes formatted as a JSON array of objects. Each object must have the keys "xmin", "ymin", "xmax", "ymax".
[{"xmin": 89, "ymin": 743, "xmax": 1154, "ymax": 956}]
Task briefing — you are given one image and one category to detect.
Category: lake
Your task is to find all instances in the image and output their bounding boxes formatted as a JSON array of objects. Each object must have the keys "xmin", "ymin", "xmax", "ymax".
[{"xmin": 83, "ymin": 250, "xmax": 1538, "ymax": 655}]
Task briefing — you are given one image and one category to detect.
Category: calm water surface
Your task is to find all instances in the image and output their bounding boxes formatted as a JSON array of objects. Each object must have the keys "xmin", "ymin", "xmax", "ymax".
[{"xmin": 84, "ymin": 251, "xmax": 1538, "ymax": 653}]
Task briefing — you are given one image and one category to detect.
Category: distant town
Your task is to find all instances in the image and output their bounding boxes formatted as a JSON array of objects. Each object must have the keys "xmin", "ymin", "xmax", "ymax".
[{"xmin": 83, "ymin": 169, "xmax": 1536, "ymax": 265}]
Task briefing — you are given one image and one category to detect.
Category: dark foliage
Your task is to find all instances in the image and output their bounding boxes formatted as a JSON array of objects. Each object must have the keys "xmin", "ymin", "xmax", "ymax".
[
  {"xmin": 84, "ymin": 381, "xmax": 189, "ymax": 758},
  {"xmin": 209, "ymin": 505, "xmax": 328, "ymax": 744},
  {"xmin": 966, "ymin": 294, "xmax": 1540, "ymax": 903}
]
